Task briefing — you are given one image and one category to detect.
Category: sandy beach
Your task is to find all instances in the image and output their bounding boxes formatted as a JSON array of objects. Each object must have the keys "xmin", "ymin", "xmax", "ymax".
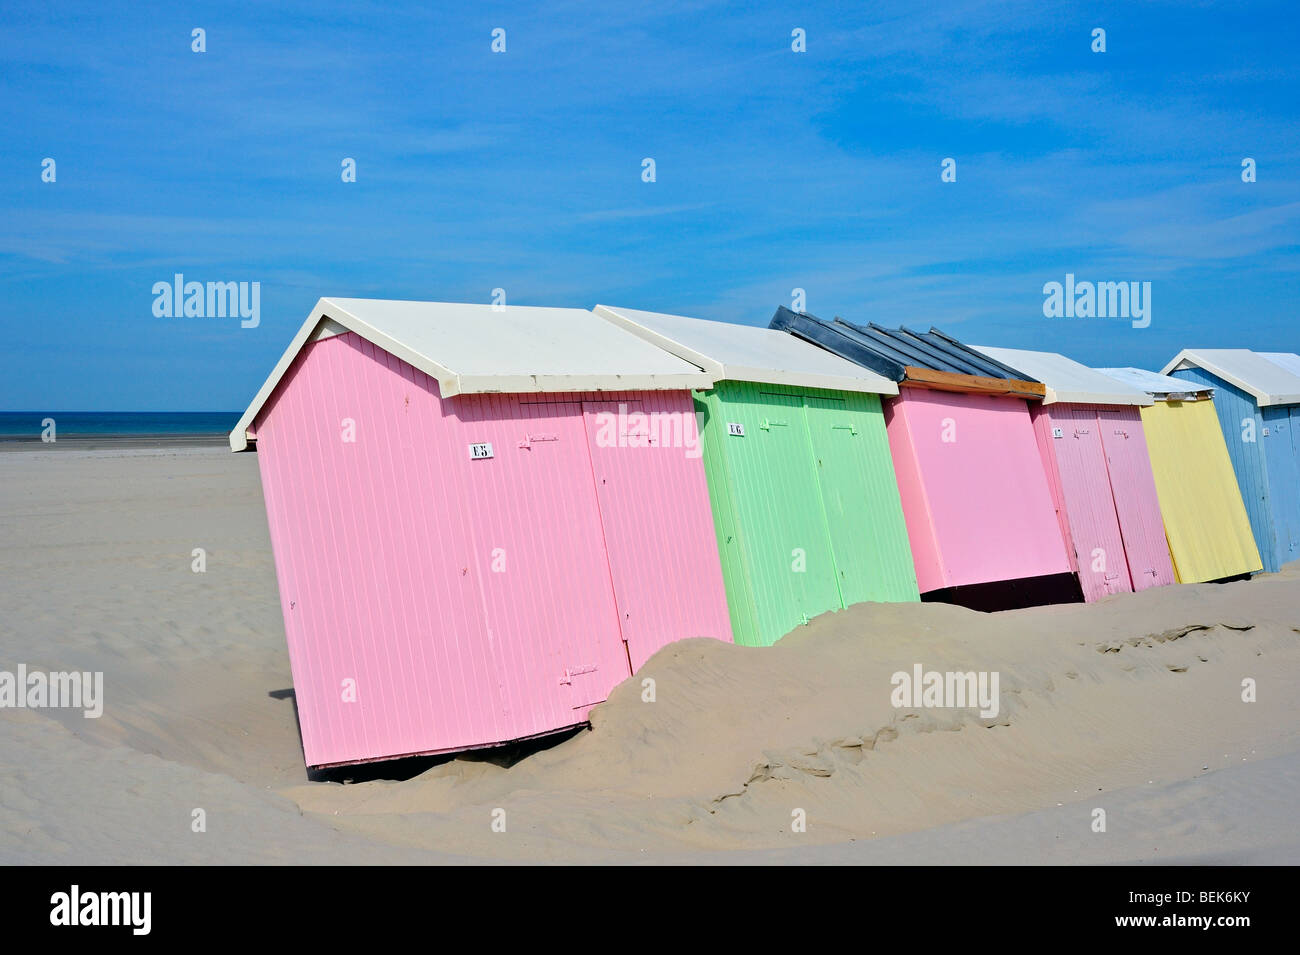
[{"xmin": 1, "ymin": 444, "xmax": 1296, "ymax": 865}]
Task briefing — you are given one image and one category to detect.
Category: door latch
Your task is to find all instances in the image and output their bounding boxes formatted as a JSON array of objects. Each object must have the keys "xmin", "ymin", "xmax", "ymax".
[
  {"xmin": 560, "ymin": 664, "xmax": 597, "ymax": 685},
  {"xmin": 518, "ymin": 432, "xmax": 559, "ymax": 450}
]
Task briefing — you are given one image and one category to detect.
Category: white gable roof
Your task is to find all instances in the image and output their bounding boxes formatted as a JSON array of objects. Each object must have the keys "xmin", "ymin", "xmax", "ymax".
[
  {"xmin": 593, "ymin": 305, "xmax": 898, "ymax": 395},
  {"xmin": 230, "ymin": 298, "xmax": 715, "ymax": 451},
  {"xmin": 1160, "ymin": 349, "xmax": 1300, "ymax": 407},
  {"xmin": 971, "ymin": 346, "xmax": 1151, "ymax": 406},
  {"xmin": 1094, "ymin": 366, "xmax": 1214, "ymax": 399},
  {"xmin": 1260, "ymin": 352, "xmax": 1300, "ymax": 380}
]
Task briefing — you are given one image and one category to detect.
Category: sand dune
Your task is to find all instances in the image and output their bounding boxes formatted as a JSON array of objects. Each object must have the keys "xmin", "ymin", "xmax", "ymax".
[{"xmin": 1, "ymin": 446, "xmax": 1296, "ymax": 864}]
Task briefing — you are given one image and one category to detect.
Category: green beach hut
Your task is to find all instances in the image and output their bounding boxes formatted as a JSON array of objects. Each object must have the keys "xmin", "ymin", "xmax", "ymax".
[{"xmin": 595, "ymin": 305, "xmax": 919, "ymax": 647}]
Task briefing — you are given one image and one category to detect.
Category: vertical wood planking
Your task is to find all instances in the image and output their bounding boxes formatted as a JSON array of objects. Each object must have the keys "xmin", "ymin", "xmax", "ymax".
[
  {"xmin": 802, "ymin": 390, "xmax": 918, "ymax": 604},
  {"xmin": 715, "ymin": 382, "xmax": 839, "ymax": 644},
  {"xmin": 1137, "ymin": 398, "xmax": 1262, "ymax": 582},
  {"xmin": 581, "ymin": 393, "xmax": 733, "ymax": 669},
  {"xmin": 1035, "ymin": 404, "xmax": 1132, "ymax": 601},
  {"xmin": 1261, "ymin": 406, "xmax": 1300, "ymax": 566},
  {"xmin": 1029, "ymin": 405, "xmax": 1080, "ymax": 576},
  {"xmin": 887, "ymin": 389, "xmax": 1072, "ymax": 591},
  {"xmin": 1097, "ymin": 406, "xmax": 1177, "ymax": 592},
  {"xmin": 1169, "ymin": 368, "xmax": 1277, "ymax": 571},
  {"xmin": 696, "ymin": 381, "xmax": 917, "ymax": 648},
  {"xmin": 883, "ymin": 396, "xmax": 947, "ymax": 594}
]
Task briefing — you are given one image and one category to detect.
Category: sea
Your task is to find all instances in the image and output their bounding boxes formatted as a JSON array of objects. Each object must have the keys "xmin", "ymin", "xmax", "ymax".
[{"xmin": 0, "ymin": 412, "xmax": 240, "ymax": 441}]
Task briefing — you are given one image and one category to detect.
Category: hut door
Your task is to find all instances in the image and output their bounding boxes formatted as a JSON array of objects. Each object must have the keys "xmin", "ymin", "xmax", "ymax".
[
  {"xmin": 699, "ymin": 382, "xmax": 839, "ymax": 644},
  {"xmin": 459, "ymin": 397, "xmax": 625, "ymax": 712},
  {"xmin": 802, "ymin": 395, "xmax": 869, "ymax": 606},
  {"xmin": 580, "ymin": 396, "xmax": 729, "ymax": 670},
  {"xmin": 734, "ymin": 389, "xmax": 841, "ymax": 639},
  {"xmin": 1050, "ymin": 406, "xmax": 1132, "ymax": 600},
  {"xmin": 1262, "ymin": 408, "xmax": 1300, "ymax": 565},
  {"xmin": 1098, "ymin": 408, "xmax": 1177, "ymax": 591},
  {"xmin": 1288, "ymin": 408, "xmax": 1300, "ymax": 562}
]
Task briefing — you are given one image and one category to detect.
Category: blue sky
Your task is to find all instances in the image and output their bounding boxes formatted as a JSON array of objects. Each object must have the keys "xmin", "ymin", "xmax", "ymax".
[{"xmin": 2, "ymin": 0, "xmax": 1297, "ymax": 410}]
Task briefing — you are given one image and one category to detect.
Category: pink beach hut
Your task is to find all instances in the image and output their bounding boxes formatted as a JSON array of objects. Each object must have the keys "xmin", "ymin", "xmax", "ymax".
[
  {"xmin": 974, "ymin": 347, "xmax": 1177, "ymax": 601},
  {"xmin": 768, "ymin": 310, "xmax": 1076, "ymax": 610},
  {"xmin": 230, "ymin": 298, "xmax": 733, "ymax": 768}
]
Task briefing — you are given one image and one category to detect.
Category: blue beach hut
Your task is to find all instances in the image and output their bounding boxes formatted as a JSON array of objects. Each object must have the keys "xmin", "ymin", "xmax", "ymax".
[{"xmin": 1161, "ymin": 350, "xmax": 1300, "ymax": 572}]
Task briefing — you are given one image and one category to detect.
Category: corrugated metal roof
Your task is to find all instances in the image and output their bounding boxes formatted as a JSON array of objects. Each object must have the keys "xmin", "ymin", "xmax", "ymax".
[
  {"xmin": 846, "ymin": 322, "xmax": 1032, "ymax": 380},
  {"xmin": 1095, "ymin": 366, "xmax": 1214, "ymax": 399},
  {"xmin": 231, "ymin": 298, "xmax": 716, "ymax": 451},
  {"xmin": 768, "ymin": 307, "xmax": 1045, "ymax": 396},
  {"xmin": 593, "ymin": 305, "xmax": 898, "ymax": 395},
  {"xmin": 768, "ymin": 307, "xmax": 906, "ymax": 380},
  {"xmin": 974, "ymin": 346, "xmax": 1152, "ymax": 406},
  {"xmin": 1160, "ymin": 349, "xmax": 1300, "ymax": 407}
]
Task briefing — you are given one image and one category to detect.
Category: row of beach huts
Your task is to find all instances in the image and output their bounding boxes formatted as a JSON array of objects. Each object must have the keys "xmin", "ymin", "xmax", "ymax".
[{"xmin": 231, "ymin": 298, "xmax": 1300, "ymax": 767}]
